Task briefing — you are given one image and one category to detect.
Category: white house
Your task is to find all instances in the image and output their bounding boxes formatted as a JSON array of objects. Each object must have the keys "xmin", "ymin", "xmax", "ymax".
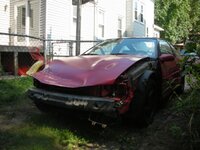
[
  {"xmin": 44, "ymin": 0, "xmax": 127, "ymax": 54},
  {"xmin": 9, "ymin": 0, "xmax": 127, "ymax": 54},
  {"xmin": 0, "ymin": 0, "xmax": 10, "ymax": 45},
  {"xmin": 126, "ymin": 0, "xmax": 155, "ymax": 37},
  {"xmin": 8, "ymin": 0, "xmax": 158, "ymax": 54},
  {"xmin": 153, "ymin": 24, "xmax": 164, "ymax": 38}
]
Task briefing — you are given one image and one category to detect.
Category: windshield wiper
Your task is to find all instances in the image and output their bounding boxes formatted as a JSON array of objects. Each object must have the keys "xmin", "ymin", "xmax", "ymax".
[
  {"xmin": 82, "ymin": 53, "xmax": 99, "ymax": 55},
  {"xmin": 110, "ymin": 53, "xmax": 129, "ymax": 55}
]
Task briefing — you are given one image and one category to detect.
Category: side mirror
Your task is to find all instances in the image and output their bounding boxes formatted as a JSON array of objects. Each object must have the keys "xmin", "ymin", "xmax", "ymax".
[{"xmin": 159, "ymin": 54, "xmax": 175, "ymax": 62}]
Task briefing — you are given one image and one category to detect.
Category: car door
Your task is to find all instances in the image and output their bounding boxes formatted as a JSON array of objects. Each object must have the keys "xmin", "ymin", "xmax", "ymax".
[{"xmin": 158, "ymin": 40, "xmax": 181, "ymax": 96}]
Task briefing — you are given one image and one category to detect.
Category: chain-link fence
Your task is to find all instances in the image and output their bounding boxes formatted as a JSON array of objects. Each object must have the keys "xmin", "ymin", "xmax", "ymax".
[
  {"xmin": 0, "ymin": 32, "xmax": 44, "ymax": 76},
  {"xmin": 46, "ymin": 39, "xmax": 99, "ymax": 59},
  {"xmin": 0, "ymin": 32, "xmax": 99, "ymax": 76}
]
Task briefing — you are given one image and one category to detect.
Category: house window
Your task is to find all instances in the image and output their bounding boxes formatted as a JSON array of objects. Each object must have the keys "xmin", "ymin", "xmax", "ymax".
[
  {"xmin": 134, "ymin": 2, "xmax": 138, "ymax": 20},
  {"xmin": 118, "ymin": 18, "xmax": 122, "ymax": 37},
  {"xmin": 29, "ymin": 8, "xmax": 33, "ymax": 28},
  {"xmin": 19, "ymin": 6, "xmax": 33, "ymax": 28},
  {"xmin": 140, "ymin": 5, "xmax": 144, "ymax": 23},
  {"xmin": 72, "ymin": 6, "xmax": 77, "ymax": 36},
  {"xmin": 22, "ymin": 7, "xmax": 26, "ymax": 26},
  {"xmin": 98, "ymin": 10, "xmax": 104, "ymax": 38}
]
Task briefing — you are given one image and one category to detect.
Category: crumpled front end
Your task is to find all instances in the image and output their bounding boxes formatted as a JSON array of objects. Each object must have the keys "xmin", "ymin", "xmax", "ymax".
[
  {"xmin": 28, "ymin": 56, "xmax": 151, "ymax": 115},
  {"xmin": 29, "ymin": 71, "xmax": 135, "ymax": 114},
  {"xmin": 28, "ymin": 88, "xmax": 117, "ymax": 113}
]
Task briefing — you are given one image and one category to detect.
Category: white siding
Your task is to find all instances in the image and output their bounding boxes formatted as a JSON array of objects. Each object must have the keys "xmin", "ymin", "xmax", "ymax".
[
  {"xmin": 133, "ymin": 21, "xmax": 145, "ymax": 37},
  {"xmin": 77, "ymin": 0, "xmax": 126, "ymax": 53},
  {"xmin": 126, "ymin": 0, "xmax": 133, "ymax": 37},
  {"xmin": 45, "ymin": 0, "xmax": 71, "ymax": 39},
  {"xmin": 10, "ymin": 0, "xmax": 40, "ymax": 46},
  {"xmin": 95, "ymin": 0, "xmax": 126, "ymax": 39},
  {"xmin": 30, "ymin": 0, "xmax": 40, "ymax": 38},
  {"xmin": 80, "ymin": 2, "xmax": 95, "ymax": 40},
  {"xmin": 39, "ymin": 0, "xmax": 46, "ymax": 38},
  {"xmin": 145, "ymin": 0, "xmax": 154, "ymax": 37},
  {"xmin": 126, "ymin": 0, "xmax": 155, "ymax": 37},
  {"xmin": 0, "ymin": 0, "xmax": 10, "ymax": 45}
]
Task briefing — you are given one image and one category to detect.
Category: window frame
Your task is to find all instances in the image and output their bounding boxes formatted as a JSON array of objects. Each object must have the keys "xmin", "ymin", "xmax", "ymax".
[
  {"xmin": 98, "ymin": 10, "xmax": 105, "ymax": 38},
  {"xmin": 159, "ymin": 40, "xmax": 174, "ymax": 55},
  {"xmin": 140, "ymin": 5, "xmax": 144, "ymax": 23},
  {"xmin": 117, "ymin": 18, "xmax": 122, "ymax": 37},
  {"xmin": 134, "ymin": 2, "xmax": 138, "ymax": 20}
]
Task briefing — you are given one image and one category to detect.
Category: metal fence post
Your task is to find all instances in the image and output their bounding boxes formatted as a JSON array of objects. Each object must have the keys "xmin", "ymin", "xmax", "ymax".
[
  {"xmin": 43, "ymin": 38, "xmax": 46, "ymax": 64},
  {"xmin": 9, "ymin": 28, "xmax": 11, "ymax": 46},
  {"xmin": 76, "ymin": 0, "xmax": 81, "ymax": 56},
  {"xmin": 69, "ymin": 41, "xmax": 73, "ymax": 56}
]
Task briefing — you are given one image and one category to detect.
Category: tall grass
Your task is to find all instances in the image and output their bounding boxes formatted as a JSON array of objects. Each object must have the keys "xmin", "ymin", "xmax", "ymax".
[
  {"xmin": 173, "ymin": 54, "xmax": 200, "ymax": 149},
  {"xmin": 0, "ymin": 77, "xmax": 32, "ymax": 105}
]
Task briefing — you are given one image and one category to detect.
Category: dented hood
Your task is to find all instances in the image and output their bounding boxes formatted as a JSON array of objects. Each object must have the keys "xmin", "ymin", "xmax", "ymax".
[{"xmin": 33, "ymin": 55, "xmax": 144, "ymax": 88}]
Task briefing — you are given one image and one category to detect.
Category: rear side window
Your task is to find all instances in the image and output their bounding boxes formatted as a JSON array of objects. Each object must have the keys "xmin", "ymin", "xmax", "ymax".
[{"xmin": 159, "ymin": 40, "xmax": 173, "ymax": 55}]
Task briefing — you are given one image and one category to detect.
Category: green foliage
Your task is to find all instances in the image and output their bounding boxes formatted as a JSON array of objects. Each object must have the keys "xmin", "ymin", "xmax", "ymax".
[
  {"xmin": 0, "ymin": 77, "xmax": 32, "ymax": 105},
  {"xmin": 169, "ymin": 124, "xmax": 183, "ymax": 139},
  {"xmin": 185, "ymin": 42, "xmax": 197, "ymax": 53},
  {"xmin": 0, "ymin": 124, "xmax": 87, "ymax": 150},
  {"xmin": 176, "ymin": 89, "xmax": 200, "ymax": 113},
  {"xmin": 173, "ymin": 53, "xmax": 200, "ymax": 149},
  {"xmin": 155, "ymin": 0, "xmax": 200, "ymax": 43},
  {"xmin": 189, "ymin": 0, "xmax": 200, "ymax": 33}
]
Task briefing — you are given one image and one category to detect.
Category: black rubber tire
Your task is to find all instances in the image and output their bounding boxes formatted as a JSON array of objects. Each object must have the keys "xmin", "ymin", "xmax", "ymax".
[{"xmin": 127, "ymin": 78, "xmax": 159, "ymax": 127}]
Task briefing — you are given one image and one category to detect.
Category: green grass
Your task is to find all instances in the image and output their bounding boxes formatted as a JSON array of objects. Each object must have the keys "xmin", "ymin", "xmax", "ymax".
[
  {"xmin": 0, "ymin": 124, "xmax": 87, "ymax": 150},
  {"xmin": 0, "ymin": 77, "xmax": 89, "ymax": 150},
  {"xmin": 1, "ymin": 77, "xmax": 199, "ymax": 150},
  {"xmin": 0, "ymin": 77, "xmax": 32, "ymax": 105}
]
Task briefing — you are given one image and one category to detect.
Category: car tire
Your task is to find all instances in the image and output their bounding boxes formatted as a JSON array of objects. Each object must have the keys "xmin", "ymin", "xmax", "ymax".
[{"xmin": 128, "ymin": 77, "xmax": 159, "ymax": 127}]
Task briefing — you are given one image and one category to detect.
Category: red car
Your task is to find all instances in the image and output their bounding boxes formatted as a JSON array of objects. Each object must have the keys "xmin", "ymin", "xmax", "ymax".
[{"xmin": 28, "ymin": 38, "xmax": 184, "ymax": 126}]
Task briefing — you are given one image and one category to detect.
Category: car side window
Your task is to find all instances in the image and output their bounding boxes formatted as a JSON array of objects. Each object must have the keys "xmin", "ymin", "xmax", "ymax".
[
  {"xmin": 170, "ymin": 44, "xmax": 181, "ymax": 57},
  {"xmin": 159, "ymin": 40, "xmax": 173, "ymax": 55}
]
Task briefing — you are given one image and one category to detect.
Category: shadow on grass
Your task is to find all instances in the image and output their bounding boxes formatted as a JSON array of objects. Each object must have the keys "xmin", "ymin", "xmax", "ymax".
[
  {"xmin": 0, "ymin": 129, "xmax": 60, "ymax": 150},
  {"xmin": 27, "ymin": 109, "xmax": 145, "ymax": 150}
]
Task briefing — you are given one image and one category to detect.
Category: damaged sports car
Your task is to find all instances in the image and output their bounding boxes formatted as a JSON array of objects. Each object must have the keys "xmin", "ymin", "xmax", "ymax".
[{"xmin": 28, "ymin": 38, "xmax": 184, "ymax": 126}]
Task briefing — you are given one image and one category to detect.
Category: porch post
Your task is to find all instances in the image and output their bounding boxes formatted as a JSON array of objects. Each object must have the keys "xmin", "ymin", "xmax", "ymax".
[
  {"xmin": 14, "ymin": 51, "xmax": 18, "ymax": 76},
  {"xmin": 25, "ymin": 0, "xmax": 30, "ymax": 46}
]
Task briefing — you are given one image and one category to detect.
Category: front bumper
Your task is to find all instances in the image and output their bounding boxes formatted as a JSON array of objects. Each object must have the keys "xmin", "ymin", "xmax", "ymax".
[{"xmin": 28, "ymin": 88, "xmax": 117, "ymax": 113}]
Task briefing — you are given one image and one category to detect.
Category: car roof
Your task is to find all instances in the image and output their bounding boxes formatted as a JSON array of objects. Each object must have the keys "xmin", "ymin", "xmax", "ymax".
[{"xmin": 105, "ymin": 37, "xmax": 160, "ymax": 41}]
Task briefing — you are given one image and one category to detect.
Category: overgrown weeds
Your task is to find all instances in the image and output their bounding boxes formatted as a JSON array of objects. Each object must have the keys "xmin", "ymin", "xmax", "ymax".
[
  {"xmin": 0, "ymin": 77, "xmax": 32, "ymax": 105},
  {"xmin": 172, "ymin": 52, "xmax": 200, "ymax": 150}
]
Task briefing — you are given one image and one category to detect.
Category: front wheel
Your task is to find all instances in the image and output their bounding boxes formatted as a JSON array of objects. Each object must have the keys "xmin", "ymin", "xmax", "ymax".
[{"xmin": 127, "ymin": 78, "xmax": 159, "ymax": 127}]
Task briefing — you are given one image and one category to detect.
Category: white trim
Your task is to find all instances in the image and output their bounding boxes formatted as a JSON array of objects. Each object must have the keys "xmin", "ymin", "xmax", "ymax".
[
  {"xmin": 14, "ymin": 1, "xmax": 26, "ymax": 45},
  {"xmin": 154, "ymin": 24, "xmax": 164, "ymax": 31},
  {"xmin": 25, "ymin": 0, "xmax": 30, "ymax": 45}
]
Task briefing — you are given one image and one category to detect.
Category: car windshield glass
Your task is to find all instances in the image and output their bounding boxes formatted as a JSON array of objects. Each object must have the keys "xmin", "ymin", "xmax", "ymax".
[{"xmin": 83, "ymin": 38, "xmax": 157, "ymax": 58}]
